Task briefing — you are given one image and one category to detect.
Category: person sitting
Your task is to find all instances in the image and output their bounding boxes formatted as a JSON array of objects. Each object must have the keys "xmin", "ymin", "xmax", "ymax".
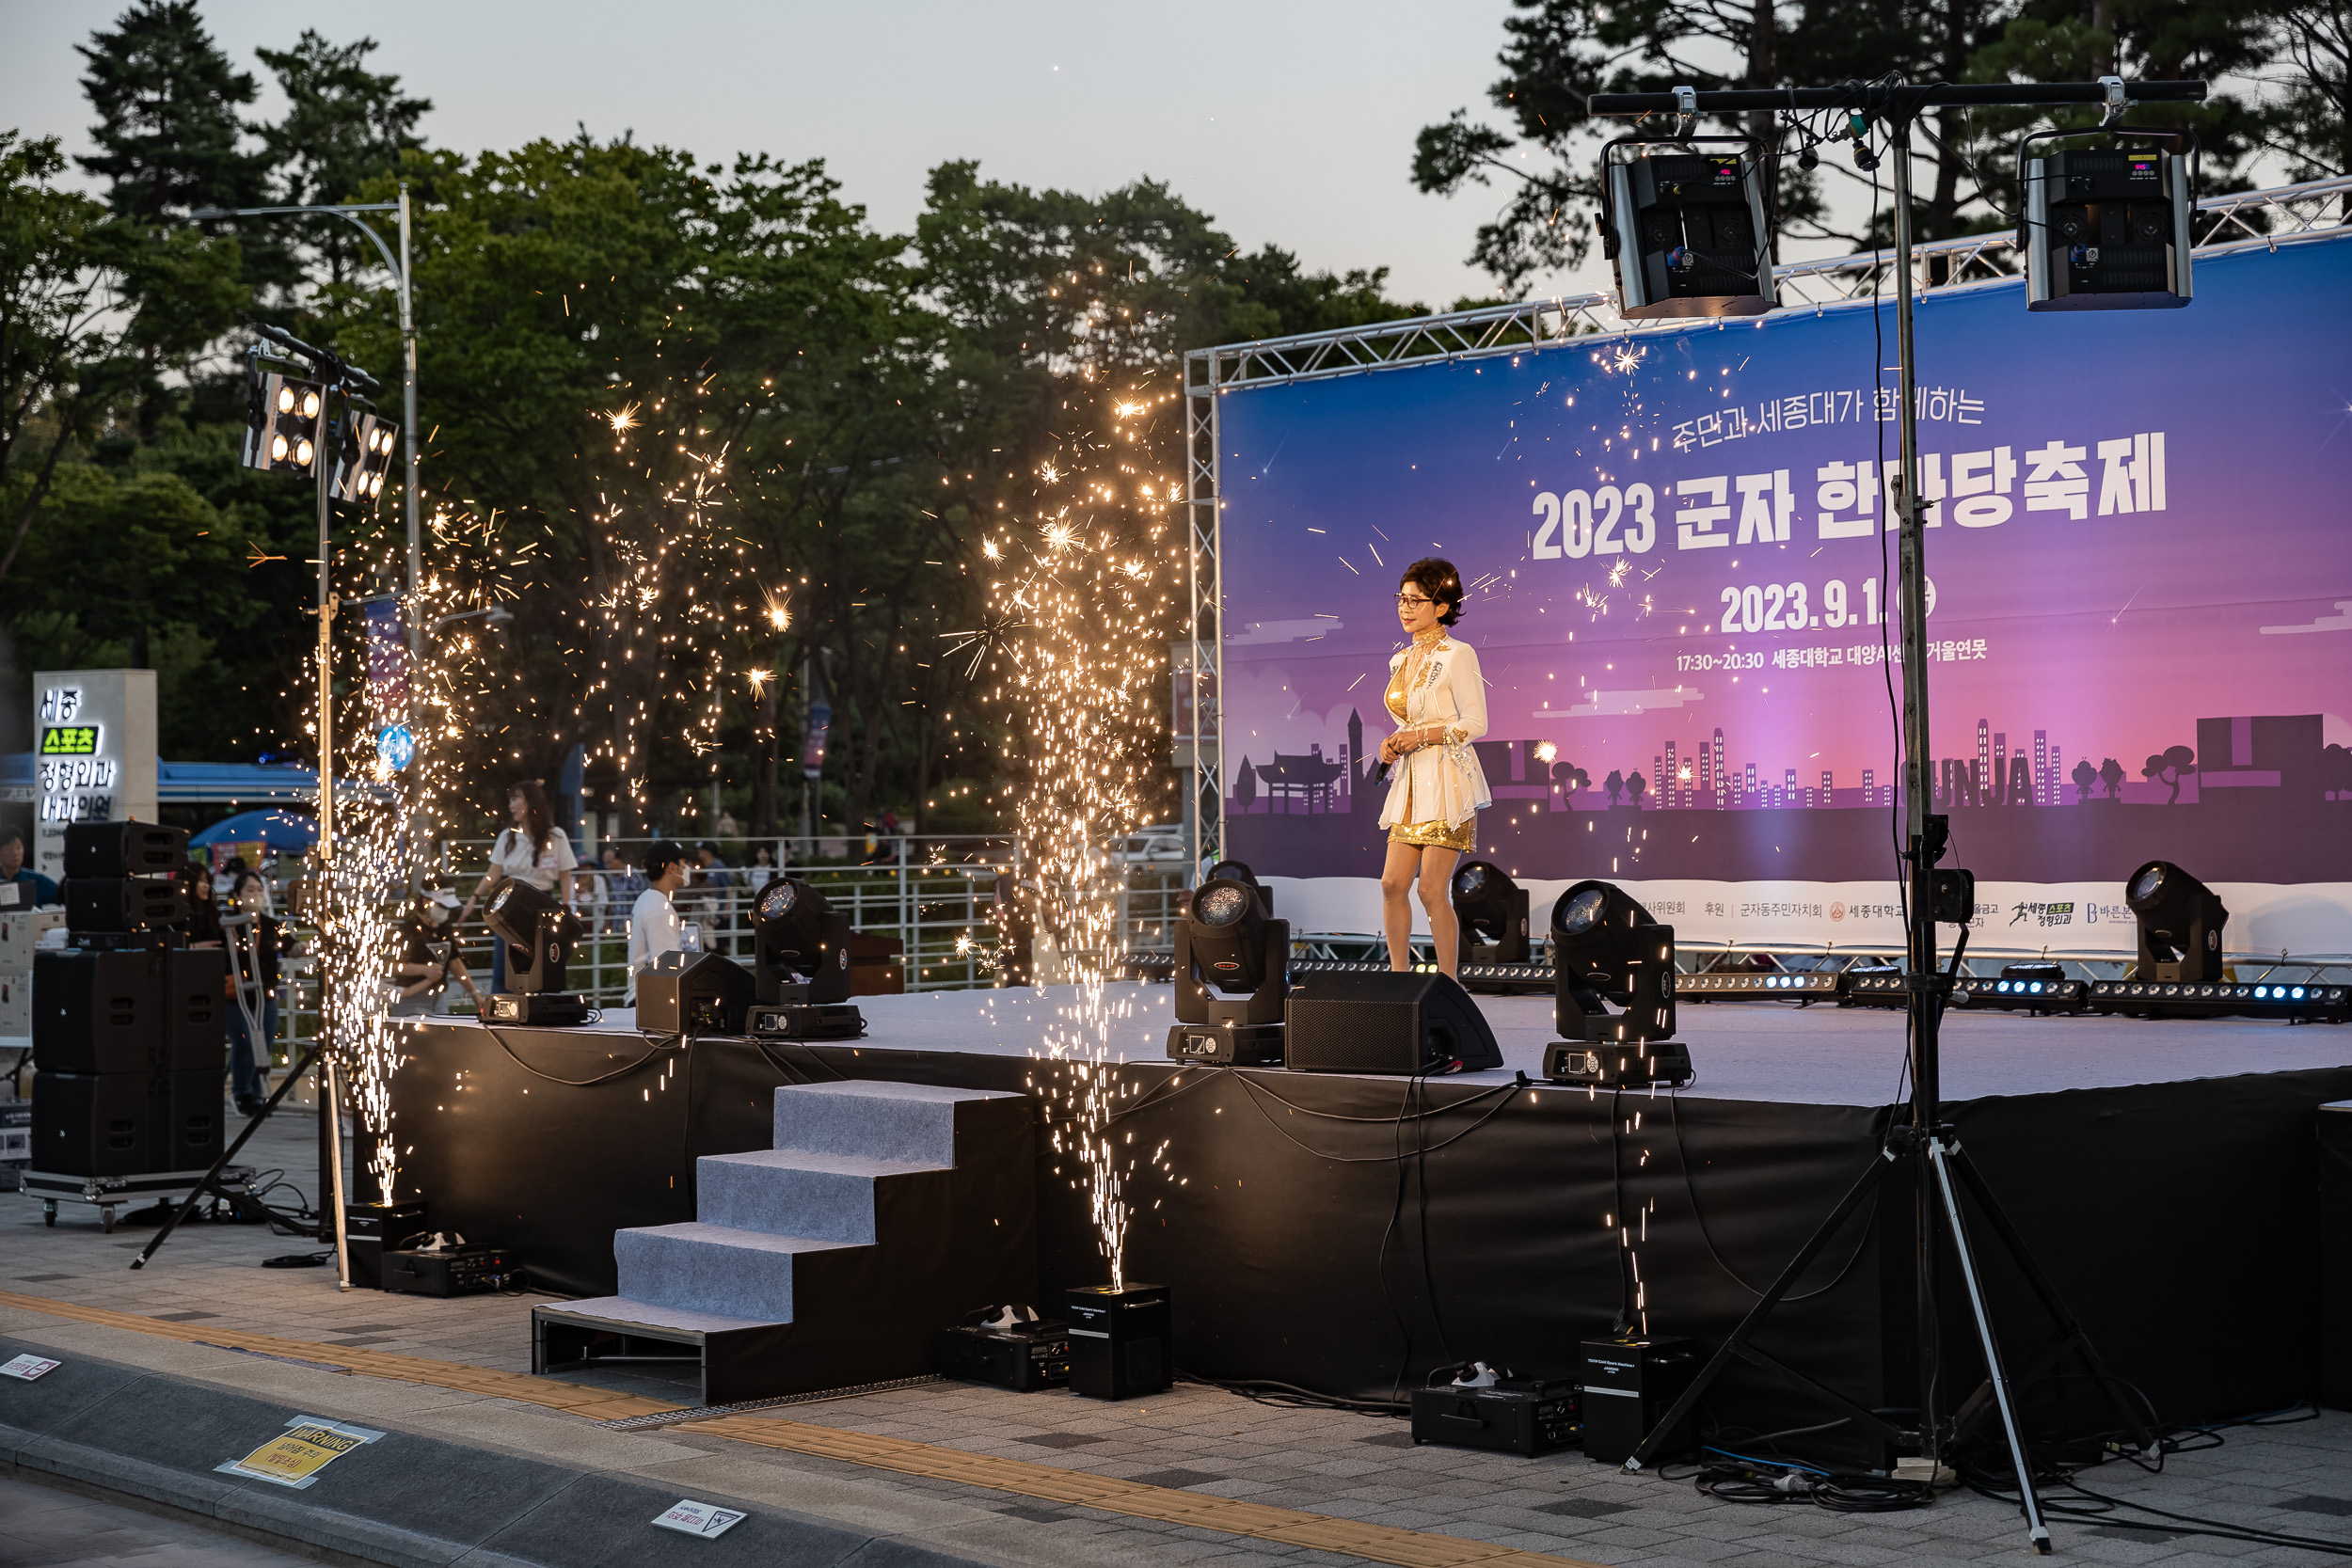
[
  {"xmin": 626, "ymin": 842, "xmax": 691, "ymax": 1006},
  {"xmin": 392, "ymin": 889, "xmax": 485, "ymax": 1013}
]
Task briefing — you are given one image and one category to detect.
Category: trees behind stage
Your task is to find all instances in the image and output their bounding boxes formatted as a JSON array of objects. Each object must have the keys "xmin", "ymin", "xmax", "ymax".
[
  {"xmin": 0, "ymin": 4, "xmax": 1422, "ymax": 843},
  {"xmin": 1413, "ymin": 0, "xmax": 2345, "ymax": 295}
]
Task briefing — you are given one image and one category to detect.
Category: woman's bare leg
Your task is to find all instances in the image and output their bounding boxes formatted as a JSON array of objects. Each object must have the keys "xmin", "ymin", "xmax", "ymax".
[
  {"xmin": 1417, "ymin": 847, "xmax": 1463, "ymax": 978},
  {"xmin": 1380, "ymin": 841, "xmax": 1422, "ymax": 970}
]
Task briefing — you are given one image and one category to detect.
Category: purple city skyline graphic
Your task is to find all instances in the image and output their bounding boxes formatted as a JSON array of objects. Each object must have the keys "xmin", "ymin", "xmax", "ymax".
[{"xmin": 1211, "ymin": 233, "xmax": 2352, "ymax": 906}]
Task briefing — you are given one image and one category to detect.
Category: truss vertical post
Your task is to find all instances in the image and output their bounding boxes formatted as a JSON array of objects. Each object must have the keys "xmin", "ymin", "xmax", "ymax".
[{"xmin": 1183, "ymin": 346, "xmax": 1225, "ymax": 879}]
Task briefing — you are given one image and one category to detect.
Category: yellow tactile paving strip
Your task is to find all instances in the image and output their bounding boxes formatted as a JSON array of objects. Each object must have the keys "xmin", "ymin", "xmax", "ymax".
[
  {"xmin": 0, "ymin": 1290, "xmax": 671, "ymax": 1421},
  {"xmin": 695, "ymin": 1414, "xmax": 1607, "ymax": 1568},
  {"xmin": 0, "ymin": 1290, "xmax": 1605, "ymax": 1568}
]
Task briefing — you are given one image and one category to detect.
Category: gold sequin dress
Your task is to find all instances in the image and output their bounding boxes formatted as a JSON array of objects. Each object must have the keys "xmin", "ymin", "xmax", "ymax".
[{"xmin": 1384, "ymin": 661, "xmax": 1477, "ymax": 853}]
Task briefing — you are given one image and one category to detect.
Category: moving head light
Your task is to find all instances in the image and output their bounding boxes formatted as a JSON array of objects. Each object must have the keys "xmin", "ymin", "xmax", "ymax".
[
  {"xmin": 1168, "ymin": 877, "xmax": 1290, "ymax": 1066},
  {"xmin": 1543, "ymin": 880, "xmax": 1686, "ymax": 1085},
  {"xmin": 1449, "ymin": 860, "xmax": 1531, "ymax": 974},
  {"xmin": 748, "ymin": 876, "xmax": 862, "ymax": 1039},
  {"xmin": 1204, "ymin": 859, "xmax": 1273, "ymax": 916},
  {"xmin": 483, "ymin": 879, "xmax": 588, "ymax": 1025},
  {"xmin": 2125, "ymin": 859, "xmax": 2226, "ymax": 984}
]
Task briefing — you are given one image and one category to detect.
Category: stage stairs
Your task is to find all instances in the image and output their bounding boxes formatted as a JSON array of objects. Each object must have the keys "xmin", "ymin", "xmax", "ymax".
[{"xmin": 533, "ymin": 1079, "xmax": 1036, "ymax": 1405}]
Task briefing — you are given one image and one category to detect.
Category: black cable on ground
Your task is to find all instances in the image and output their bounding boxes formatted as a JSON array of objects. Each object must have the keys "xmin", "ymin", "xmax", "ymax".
[{"xmin": 1177, "ymin": 1370, "xmax": 1408, "ymax": 1418}]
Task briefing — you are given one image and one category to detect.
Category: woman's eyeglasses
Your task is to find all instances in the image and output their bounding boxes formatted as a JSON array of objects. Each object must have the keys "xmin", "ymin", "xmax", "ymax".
[{"xmin": 1394, "ymin": 594, "xmax": 1434, "ymax": 608}]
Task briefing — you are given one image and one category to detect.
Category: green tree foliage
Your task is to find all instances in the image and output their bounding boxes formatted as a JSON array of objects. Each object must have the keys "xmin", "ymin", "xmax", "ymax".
[
  {"xmin": 75, "ymin": 0, "xmax": 268, "ymax": 223},
  {"xmin": 1419, "ymin": 0, "xmax": 2332, "ymax": 291},
  {"xmin": 0, "ymin": 131, "xmax": 243, "ymax": 582},
  {"xmin": 257, "ymin": 32, "xmax": 430, "ymax": 287},
  {"xmin": 9, "ymin": 13, "xmax": 1420, "ymax": 840}
]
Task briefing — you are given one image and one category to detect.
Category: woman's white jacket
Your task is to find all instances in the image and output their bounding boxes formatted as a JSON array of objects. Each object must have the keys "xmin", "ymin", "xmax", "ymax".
[{"xmin": 1376, "ymin": 636, "xmax": 1494, "ymax": 831}]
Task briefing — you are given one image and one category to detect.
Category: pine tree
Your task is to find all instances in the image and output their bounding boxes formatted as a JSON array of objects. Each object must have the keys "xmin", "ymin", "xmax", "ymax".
[{"xmin": 75, "ymin": 1, "xmax": 268, "ymax": 222}]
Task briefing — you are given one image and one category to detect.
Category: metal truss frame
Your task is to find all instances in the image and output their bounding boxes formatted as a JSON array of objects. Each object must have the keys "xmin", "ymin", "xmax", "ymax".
[{"xmin": 1178, "ymin": 174, "xmax": 2350, "ymax": 890}]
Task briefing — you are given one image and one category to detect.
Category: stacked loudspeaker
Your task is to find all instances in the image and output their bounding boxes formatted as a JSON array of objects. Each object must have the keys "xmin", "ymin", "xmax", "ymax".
[{"xmin": 30, "ymin": 824, "xmax": 226, "ymax": 1177}]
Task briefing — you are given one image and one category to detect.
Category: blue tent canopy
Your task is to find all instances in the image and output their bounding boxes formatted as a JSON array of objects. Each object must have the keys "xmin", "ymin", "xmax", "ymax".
[{"xmin": 188, "ymin": 809, "xmax": 319, "ymax": 851}]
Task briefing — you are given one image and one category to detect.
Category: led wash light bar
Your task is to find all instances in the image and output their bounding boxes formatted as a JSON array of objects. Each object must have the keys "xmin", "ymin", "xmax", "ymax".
[{"xmin": 2088, "ymin": 979, "xmax": 2348, "ymax": 1022}]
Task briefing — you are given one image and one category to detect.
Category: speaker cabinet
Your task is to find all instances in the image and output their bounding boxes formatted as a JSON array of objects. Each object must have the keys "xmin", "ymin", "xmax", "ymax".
[
  {"xmin": 64, "ymin": 821, "xmax": 190, "ymax": 879},
  {"xmin": 65, "ymin": 879, "xmax": 187, "ymax": 933},
  {"xmin": 638, "ymin": 950, "xmax": 756, "ymax": 1035},
  {"xmin": 1283, "ymin": 972, "xmax": 1503, "ymax": 1074},
  {"xmin": 32, "ymin": 947, "xmax": 167, "ymax": 1074},
  {"xmin": 31, "ymin": 1070, "xmax": 163, "ymax": 1176},
  {"xmin": 163, "ymin": 1068, "xmax": 224, "ymax": 1169},
  {"xmin": 166, "ymin": 948, "xmax": 227, "ymax": 1072}
]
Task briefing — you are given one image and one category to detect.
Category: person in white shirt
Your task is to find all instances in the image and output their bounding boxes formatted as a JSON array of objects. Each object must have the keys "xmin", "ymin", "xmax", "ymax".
[
  {"xmin": 626, "ymin": 841, "xmax": 691, "ymax": 1005},
  {"xmin": 457, "ymin": 779, "xmax": 581, "ymax": 992}
]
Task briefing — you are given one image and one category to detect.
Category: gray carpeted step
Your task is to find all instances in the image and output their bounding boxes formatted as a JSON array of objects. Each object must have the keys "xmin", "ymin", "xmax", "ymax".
[
  {"xmin": 612, "ymin": 1221, "xmax": 855, "ymax": 1322},
  {"xmin": 771, "ymin": 1079, "xmax": 1016, "ymax": 1166},
  {"xmin": 696, "ymin": 1148, "xmax": 942, "ymax": 1243}
]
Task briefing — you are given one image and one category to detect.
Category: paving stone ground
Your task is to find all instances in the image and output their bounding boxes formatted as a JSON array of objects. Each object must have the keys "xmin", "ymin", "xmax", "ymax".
[{"xmin": 4, "ymin": 1102, "xmax": 2350, "ymax": 1567}]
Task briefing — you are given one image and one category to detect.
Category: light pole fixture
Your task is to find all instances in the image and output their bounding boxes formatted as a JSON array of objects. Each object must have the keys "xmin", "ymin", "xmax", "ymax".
[
  {"xmin": 190, "ymin": 189, "xmax": 421, "ymax": 653},
  {"xmin": 1586, "ymin": 76, "xmax": 2203, "ymax": 1546}
]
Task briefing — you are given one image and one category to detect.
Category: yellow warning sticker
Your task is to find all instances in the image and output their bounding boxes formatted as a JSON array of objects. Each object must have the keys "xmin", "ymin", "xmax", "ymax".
[{"xmin": 216, "ymin": 1416, "xmax": 384, "ymax": 1489}]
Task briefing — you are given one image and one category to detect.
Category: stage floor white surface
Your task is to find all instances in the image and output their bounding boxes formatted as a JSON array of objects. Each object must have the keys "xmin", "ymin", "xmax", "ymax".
[{"xmin": 584, "ymin": 981, "xmax": 2352, "ymax": 1106}]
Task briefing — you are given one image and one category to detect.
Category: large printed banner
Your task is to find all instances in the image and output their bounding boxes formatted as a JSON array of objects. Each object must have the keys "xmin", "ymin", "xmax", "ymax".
[{"xmin": 1218, "ymin": 233, "xmax": 2352, "ymax": 955}]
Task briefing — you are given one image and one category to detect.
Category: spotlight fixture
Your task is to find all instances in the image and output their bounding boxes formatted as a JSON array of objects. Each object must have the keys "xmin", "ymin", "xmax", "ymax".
[
  {"xmin": 1168, "ymin": 877, "xmax": 1290, "ymax": 1066},
  {"xmin": 1449, "ymin": 861, "xmax": 1533, "ymax": 982},
  {"xmin": 1597, "ymin": 130, "xmax": 1776, "ymax": 320},
  {"xmin": 747, "ymin": 876, "xmax": 862, "ymax": 1038},
  {"xmin": 333, "ymin": 405, "xmax": 400, "ymax": 502},
  {"xmin": 482, "ymin": 879, "xmax": 588, "ymax": 1024},
  {"xmin": 2124, "ymin": 859, "xmax": 2227, "ymax": 983},
  {"xmin": 1204, "ymin": 859, "xmax": 1273, "ymax": 916},
  {"xmin": 2022, "ymin": 133, "xmax": 2194, "ymax": 310},
  {"xmin": 241, "ymin": 368, "xmax": 327, "ymax": 477},
  {"xmin": 1544, "ymin": 880, "xmax": 1680, "ymax": 1083}
]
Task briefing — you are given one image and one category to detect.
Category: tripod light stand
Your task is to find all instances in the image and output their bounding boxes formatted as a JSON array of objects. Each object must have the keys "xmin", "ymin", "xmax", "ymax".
[{"xmin": 1589, "ymin": 75, "xmax": 2201, "ymax": 1554}]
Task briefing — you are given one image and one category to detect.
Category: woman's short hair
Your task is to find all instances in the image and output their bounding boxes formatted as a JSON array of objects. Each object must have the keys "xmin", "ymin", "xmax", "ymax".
[{"xmin": 1400, "ymin": 558, "xmax": 1466, "ymax": 626}]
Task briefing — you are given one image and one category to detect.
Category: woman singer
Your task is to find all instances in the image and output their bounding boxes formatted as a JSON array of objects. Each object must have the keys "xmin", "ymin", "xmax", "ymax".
[{"xmin": 1376, "ymin": 558, "xmax": 1491, "ymax": 980}]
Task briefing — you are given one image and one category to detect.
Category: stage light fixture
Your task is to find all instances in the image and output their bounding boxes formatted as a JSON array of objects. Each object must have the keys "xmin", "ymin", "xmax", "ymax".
[
  {"xmin": 2023, "ymin": 134, "xmax": 2193, "ymax": 310},
  {"xmin": 1449, "ymin": 860, "xmax": 1532, "ymax": 975},
  {"xmin": 1678, "ymin": 970, "xmax": 1840, "ymax": 1001},
  {"xmin": 334, "ymin": 406, "xmax": 400, "ymax": 503},
  {"xmin": 747, "ymin": 875, "xmax": 861, "ymax": 1037},
  {"xmin": 482, "ymin": 879, "xmax": 588, "ymax": 1024},
  {"xmin": 2087, "ymin": 977, "xmax": 2346, "ymax": 1022},
  {"xmin": 1168, "ymin": 877, "xmax": 1290, "ymax": 1066},
  {"xmin": 1598, "ymin": 135, "xmax": 1776, "ymax": 320},
  {"xmin": 242, "ymin": 368, "xmax": 327, "ymax": 477},
  {"xmin": 2124, "ymin": 859, "xmax": 2227, "ymax": 983},
  {"xmin": 1545, "ymin": 879, "xmax": 1678, "ymax": 1073},
  {"xmin": 1203, "ymin": 859, "xmax": 1273, "ymax": 915}
]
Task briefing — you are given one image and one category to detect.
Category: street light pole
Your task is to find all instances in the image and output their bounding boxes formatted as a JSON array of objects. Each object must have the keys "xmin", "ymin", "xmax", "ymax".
[{"xmin": 190, "ymin": 199, "xmax": 420, "ymax": 646}]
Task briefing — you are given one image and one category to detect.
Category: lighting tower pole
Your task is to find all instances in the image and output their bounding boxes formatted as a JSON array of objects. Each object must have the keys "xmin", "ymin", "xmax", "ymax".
[
  {"xmin": 191, "ymin": 192, "xmax": 421, "ymax": 653},
  {"xmin": 1589, "ymin": 77, "xmax": 2205, "ymax": 1554}
]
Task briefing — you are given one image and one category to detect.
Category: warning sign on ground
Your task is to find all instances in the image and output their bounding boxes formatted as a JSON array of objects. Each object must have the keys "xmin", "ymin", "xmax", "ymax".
[{"xmin": 215, "ymin": 1416, "xmax": 384, "ymax": 1489}]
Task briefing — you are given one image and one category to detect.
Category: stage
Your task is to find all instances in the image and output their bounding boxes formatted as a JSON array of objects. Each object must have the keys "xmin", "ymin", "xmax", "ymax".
[{"xmin": 390, "ymin": 983, "xmax": 2352, "ymax": 1466}]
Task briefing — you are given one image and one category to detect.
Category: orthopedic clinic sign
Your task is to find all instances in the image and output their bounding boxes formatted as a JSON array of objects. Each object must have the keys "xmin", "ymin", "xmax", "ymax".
[{"xmin": 34, "ymin": 669, "xmax": 157, "ymax": 881}]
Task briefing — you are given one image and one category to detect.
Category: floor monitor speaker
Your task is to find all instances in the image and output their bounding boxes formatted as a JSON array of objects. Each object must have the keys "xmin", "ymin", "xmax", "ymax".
[{"xmin": 1283, "ymin": 972, "xmax": 1503, "ymax": 1074}]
